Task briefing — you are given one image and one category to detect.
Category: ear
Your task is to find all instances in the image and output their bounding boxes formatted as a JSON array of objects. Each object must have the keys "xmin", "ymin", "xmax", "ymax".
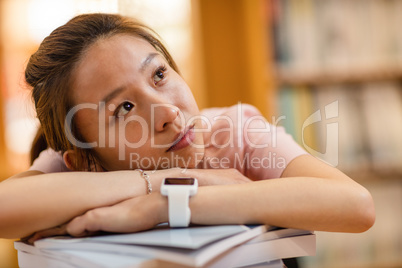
[{"xmin": 63, "ymin": 150, "xmax": 77, "ymax": 171}]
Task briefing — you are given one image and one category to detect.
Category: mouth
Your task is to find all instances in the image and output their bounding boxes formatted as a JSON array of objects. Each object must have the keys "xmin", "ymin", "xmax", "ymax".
[{"xmin": 166, "ymin": 124, "xmax": 196, "ymax": 152}]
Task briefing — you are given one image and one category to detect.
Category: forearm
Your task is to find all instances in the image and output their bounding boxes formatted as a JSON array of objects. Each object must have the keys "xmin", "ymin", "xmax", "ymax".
[
  {"xmin": 0, "ymin": 170, "xmax": 149, "ymax": 238},
  {"xmin": 62, "ymin": 155, "xmax": 374, "ymax": 237},
  {"xmin": 190, "ymin": 177, "xmax": 374, "ymax": 233},
  {"xmin": 0, "ymin": 167, "xmax": 251, "ymax": 239},
  {"xmin": 63, "ymin": 171, "xmax": 374, "ymax": 238}
]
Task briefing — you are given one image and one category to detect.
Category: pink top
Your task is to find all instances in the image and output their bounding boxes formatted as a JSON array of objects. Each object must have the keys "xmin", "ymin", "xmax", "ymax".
[{"xmin": 29, "ymin": 104, "xmax": 307, "ymax": 179}]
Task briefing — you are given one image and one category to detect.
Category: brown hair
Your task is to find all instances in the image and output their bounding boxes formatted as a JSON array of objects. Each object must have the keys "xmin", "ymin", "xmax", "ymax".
[{"xmin": 26, "ymin": 13, "xmax": 179, "ymax": 170}]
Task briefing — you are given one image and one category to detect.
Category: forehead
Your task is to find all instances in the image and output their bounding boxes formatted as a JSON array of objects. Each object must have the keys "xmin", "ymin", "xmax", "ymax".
[
  {"xmin": 84, "ymin": 34, "xmax": 156, "ymax": 58},
  {"xmin": 70, "ymin": 34, "xmax": 158, "ymax": 104}
]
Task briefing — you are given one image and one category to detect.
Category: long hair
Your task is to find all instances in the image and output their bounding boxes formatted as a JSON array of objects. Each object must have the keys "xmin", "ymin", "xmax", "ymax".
[{"xmin": 26, "ymin": 13, "xmax": 179, "ymax": 170}]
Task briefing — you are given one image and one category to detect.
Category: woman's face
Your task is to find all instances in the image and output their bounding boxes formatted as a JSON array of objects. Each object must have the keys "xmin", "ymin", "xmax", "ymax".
[{"xmin": 69, "ymin": 34, "xmax": 205, "ymax": 170}]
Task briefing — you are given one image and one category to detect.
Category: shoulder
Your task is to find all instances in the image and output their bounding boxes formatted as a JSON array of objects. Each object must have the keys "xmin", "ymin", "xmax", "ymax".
[
  {"xmin": 200, "ymin": 104, "xmax": 271, "ymax": 143},
  {"xmin": 200, "ymin": 104, "xmax": 257, "ymax": 147},
  {"xmin": 200, "ymin": 103, "xmax": 261, "ymax": 121},
  {"xmin": 200, "ymin": 104, "xmax": 307, "ymax": 179},
  {"xmin": 200, "ymin": 104, "xmax": 263, "ymax": 135},
  {"xmin": 201, "ymin": 103, "xmax": 273, "ymax": 140},
  {"xmin": 29, "ymin": 148, "xmax": 71, "ymax": 173}
]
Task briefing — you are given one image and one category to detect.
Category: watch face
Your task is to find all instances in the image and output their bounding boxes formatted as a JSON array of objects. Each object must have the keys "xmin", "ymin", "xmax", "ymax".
[{"xmin": 164, "ymin": 178, "xmax": 195, "ymax": 185}]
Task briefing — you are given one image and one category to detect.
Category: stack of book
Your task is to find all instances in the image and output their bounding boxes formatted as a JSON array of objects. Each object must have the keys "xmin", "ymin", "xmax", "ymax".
[{"xmin": 15, "ymin": 224, "xmax": 315, "ymax": 268}]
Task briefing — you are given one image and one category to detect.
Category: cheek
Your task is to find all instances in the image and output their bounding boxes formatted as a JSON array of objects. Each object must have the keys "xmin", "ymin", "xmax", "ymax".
[
  {"xmin": 116, "ymin": 119, "xmax": 150, "ymax": 146},
  {"xmin": 73, "ymin": 111, "xmax": 100, "ymax": 143},
  {"xmin": 174, "ymin": 83, "xmax": 199, "ymax": 113},
  {"xmin": 95, "ymin": 117, "xmax": 151, "ymax": 155},
  {"xmin": 94, "ymin": 120, "xmax": 152, "ymax": 170}
]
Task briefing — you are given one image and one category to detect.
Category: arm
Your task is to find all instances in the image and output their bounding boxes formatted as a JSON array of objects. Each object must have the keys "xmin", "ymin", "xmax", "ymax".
[
  {"xmin": 0, "ymin": 170, "xmax": 148, "ymax": 239},
  {"xmin": 0, "ymin": 168, "xmax": 250, "ymax": 239},
  {"xmin": 191, "ymin": 154, "xmax": 375, "ymax": 232},
  {"xmin": 65, "ymin": 154, "xmax": 375, "ymax": 237}
]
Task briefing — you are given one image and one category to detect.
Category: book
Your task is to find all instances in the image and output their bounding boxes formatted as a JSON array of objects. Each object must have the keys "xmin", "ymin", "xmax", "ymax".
[
  {"xmin": 314, "ymin": 85, "xmax": 370, "ymax": 172},
  {"xmin": 15, "ymin": 224, "xmax": 315, "ymax": 268},
  {"xmin": 28, "ymin": 224, "xmax": 267, "ymax": 267},
  {"xmin": 360, "ymin": 82, "xmax": 402, "ymax": 172},
  {"xmin": 15, "ymin": 241, "xmax": 153, "ymax": 268},
  {"xmin": 208, "ymin": 234, "xmax": 315, "ymax": 268},
  {"xmin": 15, "ymin": 245, "xmax": 287, "ymax": 268},
  {"xmin": 278, "ymin": 86, "xmax": 298, "ymax": 140}
]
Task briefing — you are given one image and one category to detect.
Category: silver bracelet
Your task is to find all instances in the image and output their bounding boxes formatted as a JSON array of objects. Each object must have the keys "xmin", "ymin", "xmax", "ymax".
[{"xmin": 135, "ymin": 169, "xmax": 152, "ymax": 194}]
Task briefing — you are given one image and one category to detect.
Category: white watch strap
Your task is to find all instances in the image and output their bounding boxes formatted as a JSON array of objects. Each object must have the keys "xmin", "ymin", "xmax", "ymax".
[{"xmin": 167, "ymin": 188, "xmax": 191, "ymax": 227}]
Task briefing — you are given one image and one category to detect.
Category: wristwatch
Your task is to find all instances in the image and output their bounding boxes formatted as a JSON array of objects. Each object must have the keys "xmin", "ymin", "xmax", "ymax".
[{"xmin": 160, "ymin": 178, "xmax": 198, "ymax": 227}]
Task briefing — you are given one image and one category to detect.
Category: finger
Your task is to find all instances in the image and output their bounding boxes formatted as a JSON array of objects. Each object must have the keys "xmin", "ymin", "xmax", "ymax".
[
  {"xmin": 67, "ymin": 205, "xmax": 133, "ymax": 236},
  {"xmin": 26, "ymin": 224, "xmax": 68, "ymax": 244},
  {"xmin": 66, "ymin": 210, "xmax": 104, "ymax": 237},
  {"xmin": 86, "ymin": 204, "xmax": 149, "ymax": 233},
  {"xmin": 67, "ymin": 199, "xmax": 155, "ymax": 236}
]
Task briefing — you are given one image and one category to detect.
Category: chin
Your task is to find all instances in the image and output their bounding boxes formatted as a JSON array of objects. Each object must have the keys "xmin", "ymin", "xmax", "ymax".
[{"xmin": 187, "ymin": 148, "xmax": 205, "ymax": 169}]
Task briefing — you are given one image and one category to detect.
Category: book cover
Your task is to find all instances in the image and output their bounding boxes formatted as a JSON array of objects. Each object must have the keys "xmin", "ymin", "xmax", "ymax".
[
  {"xmin": 16, "ymin": 225, "xmax": 314, "ymax": 268},
  {"xmin": 32, "ymin": 224, "xmax": 269, "ymax": 267}
]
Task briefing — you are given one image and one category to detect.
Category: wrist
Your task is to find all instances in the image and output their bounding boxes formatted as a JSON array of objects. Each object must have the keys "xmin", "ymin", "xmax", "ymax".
[
  {"xmin": 153, "ymin": 192, "xmax": 169, "ymax": 224},
  {"xmin": 160, "ymin": 177, "xmax": 198, "ymax": 227},
  {"xmin": 135, "ymin": 169, "xmax": 152, "ymax": 194},
  {"xmin": 148, "ymin": 168, "xmax": 188, "ymax": 192},
  {"xmin": 189, "ymin": 185, "xmax": 240, "ymax": 225}
]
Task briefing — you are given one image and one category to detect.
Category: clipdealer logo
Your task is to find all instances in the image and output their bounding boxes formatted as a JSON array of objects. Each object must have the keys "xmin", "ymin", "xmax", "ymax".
[
  {"xmin": 63, "ymin": 101, "xmax": 339, "ymax": 167},
  {"xmin": 302, "ymin": 101, "xmax": 339, "ymax": 167},
  {"xmin": 63, "ymin": 102, "xmax": 281, "ymax": 161}
]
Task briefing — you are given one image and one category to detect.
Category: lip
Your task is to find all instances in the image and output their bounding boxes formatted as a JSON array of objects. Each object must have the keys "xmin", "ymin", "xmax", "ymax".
[{"xmin": 166, "ymin": 125, "xmax": 195, "ymax": 152}]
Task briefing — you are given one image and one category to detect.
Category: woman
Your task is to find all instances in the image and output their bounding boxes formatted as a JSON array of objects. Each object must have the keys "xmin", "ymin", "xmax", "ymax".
[{"xmin": 0, "ymin": 13, "xmax": 375, "ymax": 242}]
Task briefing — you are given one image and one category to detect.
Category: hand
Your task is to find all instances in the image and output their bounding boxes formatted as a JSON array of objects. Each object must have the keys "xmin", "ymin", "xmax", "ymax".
[
  {"xmin": 23, "ymin": 224, "xmax": 68, "ymax": 245},
  {"xmin": 23, "ymin": 193, "xmax": 168, "ymax": 242},
  {"xmin": 66, "ymin": 193, "xmax": 168, "ymax": 237}
]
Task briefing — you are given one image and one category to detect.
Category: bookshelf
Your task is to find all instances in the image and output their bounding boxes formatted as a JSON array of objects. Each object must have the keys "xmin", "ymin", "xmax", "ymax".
[
  {"xmin": 194, "ymin": 0, "xmax": 402, "ymax": 267},
  {"xmin": 193, "ymin": 0, "xmax": 276, "ymax": 117},
  {"xmin": 271, "ymin": 0, "xmax": 402, "ymax": 178},
  {"xmin": 277, "ymin": 66, "xmax": 402, "ymax": 87},
  {"xmin": 0, "ymin": 0, "xmax": 9, "ymax": 181},
  {"xmin": 195, "ymin": 0, "xmax": 402, "ymax": 178}
]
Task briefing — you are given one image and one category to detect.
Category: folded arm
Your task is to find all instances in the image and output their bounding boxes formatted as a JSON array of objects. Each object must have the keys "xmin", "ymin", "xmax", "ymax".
[
  {"xmin": 0, "ymin": 168, "xmax": 250, "ymax": 239},
  {"xmin": 65, "ymin": 154, "xmax": 375, "ymax": 237},
  {"xmin": 191, "ymin": 155, "xmax": 375, "ymax": 232}
]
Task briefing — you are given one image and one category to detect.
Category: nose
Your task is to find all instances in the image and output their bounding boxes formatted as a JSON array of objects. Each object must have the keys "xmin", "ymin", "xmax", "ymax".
[{"xmin": 153, "ymin": 104, "xmax": 180, "ymax": 132}]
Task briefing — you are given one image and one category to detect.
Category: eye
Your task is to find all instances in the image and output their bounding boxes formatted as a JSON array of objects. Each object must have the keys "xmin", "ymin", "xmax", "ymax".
[
  {"xmin": 115, "ymin": 101, "xmax": 134, "ymax": 117},
  {"xmin": 153, "ymin": 65, "xmax": 167, "ymax": 84}
]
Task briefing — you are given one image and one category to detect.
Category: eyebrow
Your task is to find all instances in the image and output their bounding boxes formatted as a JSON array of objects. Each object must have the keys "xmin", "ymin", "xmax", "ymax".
[
  {"xmin": 140, "ymin": 52, "xmax": 159, "ymax": 72},
  {"xmin": 100, "ymin": 53, "xmax": 160, "ymax": 105},
  {"xmin": 101, "ymin": 86, "xmax": 126, "ymax": 105}
]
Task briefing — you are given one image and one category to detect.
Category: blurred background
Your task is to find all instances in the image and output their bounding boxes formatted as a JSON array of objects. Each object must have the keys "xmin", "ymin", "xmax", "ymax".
[{"xmin": 0, "ymin": 0, "xmax": 401, "ymax": 267}]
